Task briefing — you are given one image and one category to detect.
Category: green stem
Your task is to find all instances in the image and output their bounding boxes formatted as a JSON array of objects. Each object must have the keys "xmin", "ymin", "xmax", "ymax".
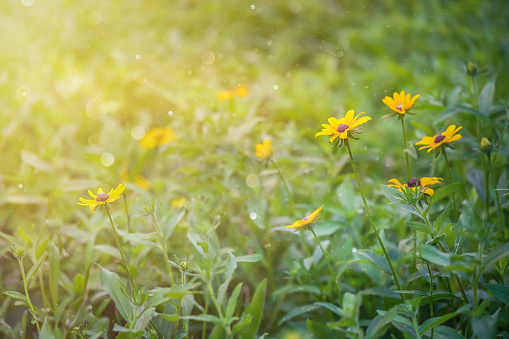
[
  {"xmin": 488, "ymin": 154, "xmax": 506, "ymax": 242},
  {"xmin": 18, "ymin": 257, "xmax": 40, "ymax": 334},
  {"xmin": 104, "ymin": 206, "xmax": 136, "ymax": 290},
  {"xmin": 309, "ymin": 227, "xmax": 342, "ymax": 305},
  {"xmin": 426, "ymin": 262, "xmax": 434, "ymax": 339},
  {"xmin": 206, "ymin": 280, "xmax": 224, "ymax": 320},
  {"xmin": 152, "ymin": 214, "xmax": 175, "ymax": 284},
  {"xmin": 442, "ymin": 148, "xmax": 459, "ymax": 219},
  {"xmin": 270, "ymin": 158, "xmax": 296, "ymax": 218},
  {"xmin": 412, "ymin": 313, "xmax": 421, "ymax": 339},
  {"xmin": 473, "ymin": 243, "xmax": 484, "ymax": 311},
  {"xmin": 174, "ymin": 270, "xmax": 185, "ymax": 339},
  {"xmin": 202, "ymin": 292, "xmax": 209, "ymax": 339},
  {"xmin": 345, "ymin": 140, "xmax": 403, "ymax": 294},
  {"xmin": 471, "ymin": 75, "xmax": 481, "ymax": 137},
  {"xmin": 437, "ymin": 242, "xmax": 469, "ymax": 303}
]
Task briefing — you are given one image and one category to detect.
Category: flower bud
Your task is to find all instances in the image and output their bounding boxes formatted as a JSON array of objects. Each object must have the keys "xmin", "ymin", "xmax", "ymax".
[
  {"xmin": 467, "ymin": 62, "xmax": 478, "ymax": 77},
  {"xmin": 10, "ymin": 243, "xmax": 27, "ymax": 259},
  {"xmin": 480, "ymin": 137, "xmax": 492, "ymax": 155}
]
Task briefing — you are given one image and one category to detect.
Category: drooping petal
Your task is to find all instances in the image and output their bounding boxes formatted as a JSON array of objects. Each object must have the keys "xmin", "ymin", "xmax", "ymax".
[{"xmin": 350, "ymin": 116, "xmax": 372, "ymax": 128}]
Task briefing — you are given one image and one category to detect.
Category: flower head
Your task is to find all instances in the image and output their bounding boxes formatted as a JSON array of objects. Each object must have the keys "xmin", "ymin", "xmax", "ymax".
[
  {"xmin": 382, "ymin": 91, "xmax": 420, "ymax": 116},
  {"xmin": 315, "ymin": 110, "xmax": 371, "ymax": 147},
  {"xmin": 140, "ymin": 127, "xmax": 178, "ymax": 148},
  {"xmin": 415, "ymin": 125, "xmax": 462, "ymax": 153},
  {"xmin": 286, "ymin": 205, "xmax": 323, "ymax": 229},
  {"xmin": 218, "ymin": 84, "xmax": 249, "ymax": 101},
  {"xmin": 480, "ymin": 137, "xmax": 493, "ymax": 155},
  {"xmin": 78, "ymin": 184, "xmax": 126, "ymax": 213},
  {"xmin": 256, "ymin": 139, "xmax": 273, "ymax": 160},
  {"xmin": 388, "ymin": 177, "xmax": 442, "ymax": 196},
  {"xmin": 171, "ymin": 197, "xmax": 186, "ymax": 209}
]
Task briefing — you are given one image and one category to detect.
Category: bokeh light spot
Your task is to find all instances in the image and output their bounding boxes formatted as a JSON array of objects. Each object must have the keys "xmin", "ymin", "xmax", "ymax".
[
  {"xmin": 246, "ymin": 174, "xmax": 260, "ymax": 188},
  {"xmin": 133, "ymin": 70, "xmax": 148, "ymax": 84},
  {"xmin": 18, "ymin": 183, "xmax": 23, "ymax": 189},
  {"xmin": 21, "ymin": 0, "xmax": 35, "ymax": 7},
  {"xmin": 100, "ymin": 152, "xmax": 114, "ymax": 167},
  {"xmin": 201, "ymin": 51, "xmax": 215, "ymax": 66},
  {"xmin": 249, "ymin": 212, "xmax": 257, "ymax": 220},
  {"xmin": 131, "ymin": 126, "xmax": 145, "ymax": 140},
  {"xmin": 88, "ymin": 11, "xmax": 102, "ymax": 25},
  {"xmin": 86, "ymin": 98, "xmax": 106, "ymax": 120},
  {"xmin": 168, "ymin": 111, "xmax": 174, "ymax": 116}
]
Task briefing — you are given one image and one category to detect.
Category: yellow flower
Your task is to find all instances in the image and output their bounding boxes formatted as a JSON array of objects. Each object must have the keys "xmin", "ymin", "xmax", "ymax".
[
  {"xmin": 78, "ymin": 184, "xmax": 126, "ymax": 213},
  {"xmin": 235, "ymin": 84, "xmax": 249, "ymax": 97},
  {"xmin": 480, "ymin": 137, "xmax": 492, "ymax": 155},
  {"xmin": 256, "ymin": 139, "xmax": 273, "ymax": 160},
  {"xmin": 140, "ymin": 127, "xmax": 178, "ymax": 148},
  {"xmin": 415, "ymin": 125, "xmax": 462, "ymax": 153},
  {"xmin": 382, "ymin": 91, "xmax": 420, "ymax": 115},
  {"xmin": 286, "ymin": 205, "xmax": 323, "ymax": 229},
  {"xmin": 218, "ymin": 84, "xmax": 249, "ymax": 101},
  {"xmin": 388, "ymin": 177, "xmax": 442, "ymax": 196},
  {"xmin": 218, "ymin": 90, "xmax": 234, "ymax": 101},
  {"xmin": 171, "ymin": 197, "xmax": 186, "ymax": 208},
  {"xmin": 134, "ymin": 175, "xmax": 151, "ymax": 190},
  {"xmin": 315, "ymin": 110, "xmax": 371, "ymax": 147}
]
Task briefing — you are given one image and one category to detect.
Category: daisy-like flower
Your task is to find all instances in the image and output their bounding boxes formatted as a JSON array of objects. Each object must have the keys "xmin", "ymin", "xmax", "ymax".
[
  {"xmin": 78, "ymin": 184, "xmax": 126, "ymax": 213},
  {"xmin": 140, "ymin": 127, "xmax": 178, "ymax": 148},
  {"xmin": 285, "ymin": 205, "xmax": 323, "ymax": 229},
  {"xmin": 388, "ymin": 177, "xmax": 442, "ymax": 196},
  {"xmin": 415, "ymin": 125, "xmax": 462, "ymax": 153},
  {"xmin": 256, "ymin": 139, "xmax": 273, "ymax": 160},
  {"xmin": 382, "ymin": 91, "xmax": 420, "ymax": 117},
  {"xmin": 315, "ymin": 110, "xmax": 371, "ymax": 147}
]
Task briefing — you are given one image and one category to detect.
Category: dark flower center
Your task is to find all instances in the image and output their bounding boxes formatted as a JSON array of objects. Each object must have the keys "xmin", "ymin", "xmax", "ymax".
[
  {"xmin": 407, "ymin": 177, "xmax": 421, "ymax": 187},
  {"xmin": 434, "ymin": 134, "xmax": 445, "ymax": 143},
  {"xmin": 396, "ymin": 104, "xmax": 403, "ymax": 111},
  {"xmin": 336, "ymin": 124, "xmax": 349, "ymax": 133},
  {"xmin": 96, "ymin": 192, "xmax": 109, "ymax": 202}
]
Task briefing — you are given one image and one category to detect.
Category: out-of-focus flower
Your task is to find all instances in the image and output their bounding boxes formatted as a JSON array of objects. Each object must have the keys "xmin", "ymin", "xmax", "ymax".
[
  {"xmin": 315, "ymin": 110, "xmax": 371, "ymax": 147},
  {"xmin": 140, "ymin": 127, "xmax": 178, "ymax": 148},
  {"xmin": 171, "ymin": 197, "xmax": 186, "ymax": 209},
  {"xmin": 78, "ymin": 184, "xmax": 126, "ymax": 213},
  {"xmin": 256, "ymin": 139, "xmax": 273, "ymax": 160},
  {"xmin": 388, "ymin": 177, "xmax": 442, "ymax": 196},
  {"xmin": 218, "ymin": 84, "xmax": 249, "ymax": 101},
  {"xmin": 466, "ymin": 62, "xmax": 479, "ymax": 77},
  {"xmin": 382, "ymin": 91, "xmax": 420, "ymax": 116},
  {"xmin": 286, "ymin": 205, "xmax": 323, "ymax": 229},
  {"xmin": 415, "ymin": 125, "xmax": 462, "ymax": 153},
  {"xmin": 480, "ymin": 137, "xmax": 493, "ymax": 155}
]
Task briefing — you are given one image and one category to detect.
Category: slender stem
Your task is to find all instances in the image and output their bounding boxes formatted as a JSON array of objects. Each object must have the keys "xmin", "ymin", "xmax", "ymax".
[
  {"xmin": 488, "ymin": 154, "xmax": 506, "ymax": 242},
  {"xmin": 426, "ymin": 262, "xmax": 434, "ymax": 339},
  {"xmin": 309, "ymin": 227, "xmax": 342, "ymax": 305},
  {"xmin": 473, "ymin": 243, "xmax": 484, "ymax": 311},
  {"xmin": 437, "ymin": 242, "xmax": 469, "ymax": 303},
  {"xmin": 265, "ymin": 226, "xmax": 275, "ymax": 292},
  {"xmin": 471, "ymin": 75, "xmax": 481, "ymax": 137},
  {"xmin": 174, "ymin": 270, "xmax": 185, "ymax": 339},
  {"xmin": 104, "ymin": 206, "xmax": 136, "ymax": 289},
  {"xmin": 412, "ymin": 313, "xmax": 421, "ymax": 339},
  {"xmin": 270, "ymin": 159, "xmax": 296, "ymax": 218},
  {"xmin": 152, "ymin": 214, "xmax": 175, "ymax": 284},
  {"xmin": 345, "ymin": 140, "xmax": 403, "ymax": 294},
  {"xmin": 206, "ymin": 280, "xmax": 224, "ymax": 320},
  {"xmin": 442, "ymin": 148, "xmax": 459, "ymax": 219},
  {"xmin": 202, "ymin": 292, "xmax": 209, "ymax": 339},
  {"xmin": 18, "ymin": 257, "xmax": 40, "ymax": 334}
]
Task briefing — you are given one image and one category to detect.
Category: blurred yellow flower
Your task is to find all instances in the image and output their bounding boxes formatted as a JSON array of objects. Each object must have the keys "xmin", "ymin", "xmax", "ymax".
[
  {"xmin": 480, "ymin": 137, "xmax": 492, "ymax": 155},
  {"xmin": 78, "ymin": 184, "xmax": 126, "ymax": 213},
  {"xmin": 171, "ymin": 197, "xmax": 186, "ymax": 208},
  {"xmin": 382, "ymin": 91, "xmax": 420, "ymax": 115},
  {"xmin": 388, "ymin": 177, "xmax": 442, "ymax": 196},
  {"xmin": 134, "ymin": 175, "xmax": 151, "ymax": 190},
  {"xmin": 140, "ymin": 127, "xmax": 178, "ymax": 148},
  {"xmin": 415, "ymin": 125, "xmax": 462, "ymax": 153},
  {"xmin": 256, "ymin": 139, "xmax": 273, "ymax": 160},
  {"xmin": 315, "ymin": 110, "xmax": 371, "ymax": 146},
  {"xmin": 286, "ymin": 205, "xmax": 323, "ymax": 229},
  {"xmin": 218, "ymin": 84, "xmax": 249, "ymax": 101}
]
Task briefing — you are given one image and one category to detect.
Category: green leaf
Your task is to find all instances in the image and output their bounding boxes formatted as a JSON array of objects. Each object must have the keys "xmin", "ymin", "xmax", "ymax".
[
  {"xmin": 235, "ymin": 254, "xmax": 263, "ymax": 262},
  {"xmin": 73, "ymin": 273, "xmax": 86, "ymax": 296},
  {"xmin": 36, "ymin": 239, "xmax": 48, "ymax": 260},
  {"xmin": 357, "ymin": 250, "xmax": 391, "ymax": 275},
  {"xmin": 225, "ymin": 283, "xmax": 243, "ymax": 321},
  {"xmin": 99, "ymin": 265, "xmax": 133, "ymax": 322},
  {"xmin": 420, "ymin": 293, "xmax": 465, "ymax": 306},
  {"xmin": 482, "ymin": 242, "xmax": 509, "ymax": 272},
  {"xmin": 40, "ymin": 318, "xmax": 56, "ymax": 339},
  {"xmin": 232, "ymin": 314, "xmax": 252, "ymax": 335},
  {"xmin": 21, "ymin": 150, "xmax": 52, "ymax": 172},
  {"xmin": 472, "ymin": 315, "xmax": 497, "ymax": 339},
  {"xmin": 445, "ymin": 223, "xmax": 456, "ymax": 252},
  {"xmin": 112, "ymin": 324, "xmax": 145, "ymax": 336},
  {"xmin": 181, "ymin": 314, "xmax": 223, "ymax": 325},
  {"xmin": 479, "ymin": 80, "xmax": 495, "ymax": 116},
  {"xmin": 419, "ymin": 312, "xmax": 458, "ymax": 335},
  {"xmin": 433, "ymin": 202, "xmax": 452, "ymax": 231},
  {"xmin": 163, "ymin": 208, "xmax": 186, "ymax": 242},
  {"xmin": 365, "ymin": 306, "xmax": 398, "ymax": 339},
  {"xmin": 438, "ymin": 104, "xmax": 501, "ymax": 132},
  {"xmin": 3, "ymin": 291, "xmax": 28, "ymax": 303},
  {"xmin": 277, "ymin": 304, "xmax": 321, "ymax": 326},
  {"xmin": 433, "ymin": 325, "xmax": 465, "ymax": 339},
  {"xmin": 236, "ymin": 279, "xmax": 266, "ymax": 338},
  {"xmin": 17, "ymin": 227, "xmax": 31, "ymax": 245},
  {"xmin": 209, "ymin": 324, "xmax": 227, "ymax": 339},
  {"xmin": 315, "ymin": 302, "xmax": 345, "ymax": 317},
  {"xmin": 485, "ymin": 284, "xmax": 509, "ymax": 305},
  {"xmin": 26, "ymin": 252, "xmax": 47, "ymax": 284},
  {"xmin": 407, "ymin": 221, "xmax": 434, "ymax": 235},
  {"xmin": 307, "ymin": 319, "xmax": 338, "ymax": 338},
  {"xmin": 155, "ymin": 312, "xmax": 179, "ymax": 322},
  {"xmin": 49, "ymin": 244, "xmax": 60, "ymax": 311},
  {"xmin": 419, "ymin": 245, "xmax": 450, "ymax": 266},
  {"xmin": 429, "ymin": 182, "xmax": 461, "ymax": 207},
  {"xmin": 381, "ymin": 185, "xmax": 403, "ymax": 204}
]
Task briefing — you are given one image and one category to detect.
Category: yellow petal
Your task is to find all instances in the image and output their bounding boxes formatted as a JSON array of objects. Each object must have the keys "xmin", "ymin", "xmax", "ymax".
[{"xmin": 344, "ymin": 110, "xmax": 355, "ymax": 124}]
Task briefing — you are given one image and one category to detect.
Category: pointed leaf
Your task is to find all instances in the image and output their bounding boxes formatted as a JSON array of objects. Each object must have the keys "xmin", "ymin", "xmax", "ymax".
[
  {"xmin": 429, "ymin": 182, "xmax": 461, "ymax": 207},
  {"xmin": 277, "ymin": 304, "xmax": 320, "ymax": 326},
  {"xmin": 479, "ymin": 80, "xmax": 495, "ymax": 116},
  {"xmin": 419, "ymin": 312, "xmax": 459, "ymax": 335},
  {"xmin": 236, "ymin": 279, "xmax": 266, "ymax": 338},
  {"xmin": 3, "ymin": 291, "xmax": 28, "ymax": 303},
  {"xmin": 357, "ymin": 250, "xmax": 391, "ymax": 275},
  {"xmin": 445, "ymin": 223, "xmax": 456, "ymax": 252},
  {"xmin": 433, "ymin": 202, "xmax": 452, "ymax": 231},
  {"xmin": 99, "ymin": 266, "xmax": 133, "ymax": 322},
  {"xmin": 485, "ymin": 284, "xmax": 509, "ymax": 306},
  {"xmin": 26, "ymin": 252, "xmax": 47, "ymax": 284},
  {"xmin": 407, "ymin": 221, "xmax": 434, "ymax": 235},
  {"xmin": 164, "ymin": 208, "xmax": 186, "ymax": 242},
  {"xmin": 225, "ymin": 283, "xmax": 243, "ymax": 320}
]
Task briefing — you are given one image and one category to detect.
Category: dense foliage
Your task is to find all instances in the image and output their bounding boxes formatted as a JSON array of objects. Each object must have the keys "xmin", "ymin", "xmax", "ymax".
[{"xmin": 1, "ymin": 0, "xmax": 508, "ymax": 338}]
